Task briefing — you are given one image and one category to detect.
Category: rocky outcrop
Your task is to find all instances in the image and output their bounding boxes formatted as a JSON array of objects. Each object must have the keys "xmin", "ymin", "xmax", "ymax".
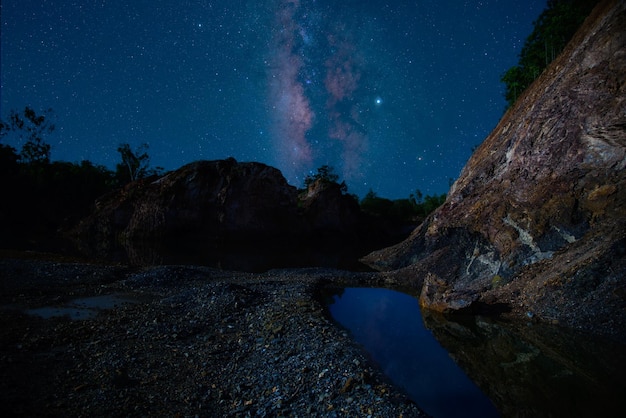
[
  {"xmin": 298, "ymin": 179, "xmax": 361, "ymax": 234},
  {"xmin": 74, "ymin": 158, "xmax": 305, "ymax": 244},
  {"xmin": 71, "ymin": 158, "xmax": 406, "ymax": 268},
  {"xmin": 362, "ymin": 0, "xmax": 626, "ymax": 340}
]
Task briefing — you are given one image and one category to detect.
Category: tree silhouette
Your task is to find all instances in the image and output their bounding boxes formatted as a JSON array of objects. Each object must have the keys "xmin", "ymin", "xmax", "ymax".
[
  {"xmin": 501, "ymin": 0, "xmax": 599, "ymax": 109},
  {"xmin": 116, "ymin": 143, "xmax": 151, "ymax": 184},
  {"xmin": 304, "ymin": 165, "xmax": 348, "ymax": 194},
  {"xmin": 304, "ymin": 165, "xmax": 338, "ymax": 186},
  {"xmin": 2, "ymin": 107, "xmax": 55, "ymax": 164}
]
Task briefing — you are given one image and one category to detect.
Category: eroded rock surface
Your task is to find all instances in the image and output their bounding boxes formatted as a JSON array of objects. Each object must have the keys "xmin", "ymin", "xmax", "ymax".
[
  {"xmin": 74, "ymin": 158, "xmax": 305, "ymax": 243},
  {"xmin": 72, "ymin": 159, "xmax": 413, "ymax": 268},
  {"xmin": 298, "ymin": 178, "xmax": 361, "ymax": 234},
  {"xmin": 362, "ymin": 0, "xmax": 626, "ymax": 341}
]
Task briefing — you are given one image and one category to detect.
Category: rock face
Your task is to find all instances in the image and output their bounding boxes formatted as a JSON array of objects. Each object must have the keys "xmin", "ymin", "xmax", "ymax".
[
  {"xmin": 362, "ymin": 0, "xmax": 626, "ymax": 340},
  {"xmin": 72, "ymin": 158, "xmax": 401, "ymax": 268},
  {"xmin": 298, "ymin": 179, "xmax": 361, "ymax": 234},
  {"xmin": 74, "ymin": 158, "xmax": 306, "ymax": 244}
]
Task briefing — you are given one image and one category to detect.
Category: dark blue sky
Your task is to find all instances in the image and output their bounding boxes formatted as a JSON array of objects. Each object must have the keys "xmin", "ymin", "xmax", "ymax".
[{"xmin": 1, "ymin": 0, "xmax": 546, "ymax": 199}]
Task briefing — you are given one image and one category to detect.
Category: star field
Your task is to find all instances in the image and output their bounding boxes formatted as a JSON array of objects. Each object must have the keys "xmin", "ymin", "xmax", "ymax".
[{"xmin": 1, "ymin": 0, "xmax": 546, "ymax": 199}]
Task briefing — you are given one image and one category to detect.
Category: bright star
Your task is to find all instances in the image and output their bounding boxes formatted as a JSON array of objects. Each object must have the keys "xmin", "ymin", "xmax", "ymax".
[{"xmin": 375, "ymin": 96, "xmax": 383, "ymax": 106}]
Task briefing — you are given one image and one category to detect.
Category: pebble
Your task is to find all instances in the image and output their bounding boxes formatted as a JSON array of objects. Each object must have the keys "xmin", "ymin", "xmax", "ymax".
[{"xmin": 0, "ymin": 259, "xmax": 427, "ymax": 417}]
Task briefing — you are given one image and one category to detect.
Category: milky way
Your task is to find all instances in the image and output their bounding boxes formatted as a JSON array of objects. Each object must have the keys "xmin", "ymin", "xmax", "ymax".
[
  {"xmin": 324, "ymin": 28, "xmax": 369, "ymax": 184},
  {"xmin": 267, "ymin": 0, "xmax": 314, "ymax": 182},
  {"xmin": 1, "ymin": 0, "xmax": 548, "ymax": 199},
  {"xmin": 267, "ymin": 0, "xmax": 369, "ymax": 185}
]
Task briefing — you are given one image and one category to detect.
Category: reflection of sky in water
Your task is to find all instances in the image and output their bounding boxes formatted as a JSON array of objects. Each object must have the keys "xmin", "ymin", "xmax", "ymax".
[
  {"xmin": 328, "ymin": 287, "xmax": 499, "ymax": 418},
  {"xmin": 26, "ymin": 295, "xmax": 136, "ymax": 321}
]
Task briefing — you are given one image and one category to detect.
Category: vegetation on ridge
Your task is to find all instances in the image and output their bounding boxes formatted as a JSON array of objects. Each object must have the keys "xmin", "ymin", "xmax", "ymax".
[
  {"xmin": 1, "ymin": 107, "xmax": 444, "ymax": 245},
  {"xmin": 302, "ymin": 165, "xmax": 445, "ymax": 223},
  {"xmin": 501, "ymin": 0, "xmax": 599, "ymax": 108}
]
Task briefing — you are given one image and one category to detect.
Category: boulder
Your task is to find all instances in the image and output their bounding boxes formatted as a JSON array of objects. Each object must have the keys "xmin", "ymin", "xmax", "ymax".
[{"xmin": 361, "ymin": 0, "xmax": 626, "ymax": 340}]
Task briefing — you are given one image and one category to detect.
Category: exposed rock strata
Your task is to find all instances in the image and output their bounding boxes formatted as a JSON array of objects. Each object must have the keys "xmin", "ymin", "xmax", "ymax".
[{"xmin": 362, "ymin": 0, "xmax": 626, "ymax": 341}]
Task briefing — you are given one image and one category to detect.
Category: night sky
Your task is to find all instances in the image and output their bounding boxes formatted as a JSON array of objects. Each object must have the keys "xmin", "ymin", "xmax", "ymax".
[{"xmin": 1, "ymin": 0, "xmax": 546, "ymax": 199}]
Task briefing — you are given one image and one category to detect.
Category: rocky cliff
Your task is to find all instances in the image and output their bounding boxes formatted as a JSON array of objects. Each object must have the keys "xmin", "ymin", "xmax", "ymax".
[
  {"xmin": 71, "ymin": 158, "xmax": 407, "ymax": 268},
  {"xmin": 74, "ymin": 158, "xmax": 305, "ymax": 244},
  {"xmin": 298, "ymin": 178, "xmax": 361, "ymax": 234},
  {"xmin": 362, "ymin": 0, "xmax": 626, "ymax": 340}
]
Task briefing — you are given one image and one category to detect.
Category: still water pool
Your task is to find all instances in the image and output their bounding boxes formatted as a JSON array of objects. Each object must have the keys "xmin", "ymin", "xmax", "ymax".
[
  {"xmin": 26, "ymin": 294, "xmax": 137, "ymax": 320},
  {"xmin": 326, "ymin": 287, "xmax": 626, "ymax": 418},
  {"xmin": 326, "ymin": 287, "xmax": 499, "ymax": 418}
]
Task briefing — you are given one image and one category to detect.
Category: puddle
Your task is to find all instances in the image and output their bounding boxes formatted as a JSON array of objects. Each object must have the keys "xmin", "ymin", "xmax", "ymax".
[
  {"xmin": 325, "ymin": 287, "xmax": 499, "ymax": 418},
  {"xmin": 26, "ymin": 294, "xmax": 137, "ymax": 320}
]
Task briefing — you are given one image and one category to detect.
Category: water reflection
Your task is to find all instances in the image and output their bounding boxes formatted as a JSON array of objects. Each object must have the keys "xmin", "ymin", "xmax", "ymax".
[
  {"xmin": 26, "ymin": 294, "xmax": 137, "ymax": 321},
  {"xmin": 325, "ymin": 287, "xmax": 626, "ymax": 418},
  {"xmin": 423, "ymin": 311, "xmax": 626, "ymax": 418},
  {"xmin": 325, "ymin": 287, "xmax": 499, "ymax": 418}
]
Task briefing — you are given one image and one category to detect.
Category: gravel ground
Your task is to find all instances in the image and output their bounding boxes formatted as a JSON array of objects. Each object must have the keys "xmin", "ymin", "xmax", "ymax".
[{"xmin": 0, "ymin": 256, "xmax": 427, "ymax": 417}]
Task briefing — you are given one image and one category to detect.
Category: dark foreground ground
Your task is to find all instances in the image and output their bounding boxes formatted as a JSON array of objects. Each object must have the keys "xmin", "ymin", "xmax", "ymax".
[{"xmin": 0, "ymin": 255, "xmax": 427, "ymax": 417}]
